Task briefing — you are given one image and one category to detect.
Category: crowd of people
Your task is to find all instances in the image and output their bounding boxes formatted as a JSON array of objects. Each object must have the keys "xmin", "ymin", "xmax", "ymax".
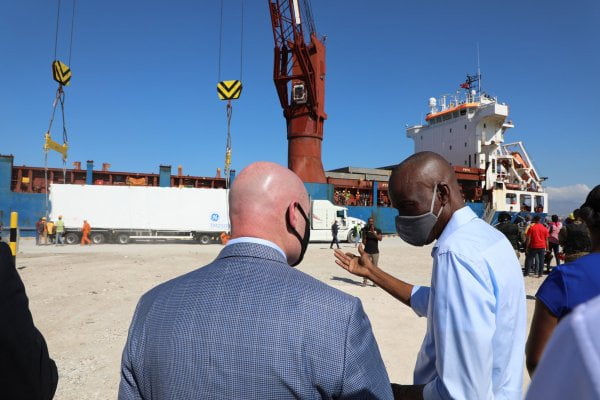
[
  {"xmin": 495, "ymin": 209, "xmax": 592, "ymax": 277},
  {"xmin": 34, "ymin": 217, "xmax": 92, "ymax": 246},
  {"xmin": 34, "ymin": 216, "xmax": 65, "ymax": 245},
  {"xmin": 2, "ymin": 153, "xmax": 599, "ymax": 399},
  {"xmin": 333, "ymin": 188, "xmax": 392, "ymax": 207}
]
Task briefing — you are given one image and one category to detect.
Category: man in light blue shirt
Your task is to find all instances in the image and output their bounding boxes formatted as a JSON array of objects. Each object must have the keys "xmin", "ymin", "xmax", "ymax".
[{"xmin": 335, "ymin": 152, "xmax": 526, "ymax": 399}]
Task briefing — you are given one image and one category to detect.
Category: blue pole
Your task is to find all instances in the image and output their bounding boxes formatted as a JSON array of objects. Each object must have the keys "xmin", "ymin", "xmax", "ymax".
[
  {"xmin": 86, "ymin": 160, "xmax": 94, "ymax": 185},
  {"xmin": 159, "ymin": 165, "xmax": 172, "ymax": 187},
  {"xmin": 373, "ymin": 181, "xmax": 378, "ymax": 207}
]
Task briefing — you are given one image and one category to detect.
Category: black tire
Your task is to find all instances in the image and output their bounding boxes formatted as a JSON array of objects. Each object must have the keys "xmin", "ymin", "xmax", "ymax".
[
  {"xmin": 116, "ymin": 233, "xmax": 129, "ymax": 244},
  {"xmin": 347, "ymin": 231, "xmax": 357, "ymax": 243},
  {"xmin": 65, "ymin": 232, "xmax": 79, "ymax": 245},
  {"xmin": 199, "ymin": 234, "xmax": 211, "ymax": 245},
  {"xmin": 90, "ymin": 232, "xmax": 105, "ymax": 244}
]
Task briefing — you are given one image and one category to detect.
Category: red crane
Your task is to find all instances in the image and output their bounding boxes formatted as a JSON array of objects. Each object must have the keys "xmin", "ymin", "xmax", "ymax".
[{"xmin": 268, "ymin": 0, "xmax": 327, "ymax": 183}]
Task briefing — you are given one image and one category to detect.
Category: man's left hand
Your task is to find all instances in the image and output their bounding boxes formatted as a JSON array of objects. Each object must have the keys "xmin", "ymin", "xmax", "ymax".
[{"xmin": 334, "ymin": 244, "xmax": 374, "ymax": 278}]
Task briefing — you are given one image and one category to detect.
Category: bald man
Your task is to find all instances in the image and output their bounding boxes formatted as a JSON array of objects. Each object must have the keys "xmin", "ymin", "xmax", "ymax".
[
  {"xmin": 336, "ymin": 152, "xmax": 526, "ymax": 400},
  {"xmin": 119, "ymin": 162, "xmax": 393, "ymax": 400}
]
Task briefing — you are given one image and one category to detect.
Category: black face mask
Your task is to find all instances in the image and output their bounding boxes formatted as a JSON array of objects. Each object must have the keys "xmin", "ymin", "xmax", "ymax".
[{"xmin": 288, "ymin": 203, "xmax": 311, "ymax": 267}]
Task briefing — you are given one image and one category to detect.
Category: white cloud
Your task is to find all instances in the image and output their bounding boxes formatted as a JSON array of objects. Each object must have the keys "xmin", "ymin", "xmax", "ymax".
[{"xmin": 546, "ymin": 184, "xmax": 591, "ymax": 216}]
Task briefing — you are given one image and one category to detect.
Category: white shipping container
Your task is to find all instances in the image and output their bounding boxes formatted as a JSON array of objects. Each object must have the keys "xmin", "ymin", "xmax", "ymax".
[{"xmin": 49, "ymin": 184, "xmax": 230, "ymax": 232}]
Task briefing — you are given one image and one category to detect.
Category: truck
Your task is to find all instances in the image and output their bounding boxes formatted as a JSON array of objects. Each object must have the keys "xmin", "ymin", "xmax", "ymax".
[
  {"xmin": 309, "ymin": 199, "xmax": 364, "ymax": 243},
  {"xmin": 49, "ymin": 184, "xmax": 364, "ymax": 244}
]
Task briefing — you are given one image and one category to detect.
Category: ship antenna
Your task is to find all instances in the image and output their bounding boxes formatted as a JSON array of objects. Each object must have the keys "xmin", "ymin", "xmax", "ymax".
[{"xmin": 477, "ymin": 43, "xmax": 481, "ymax": 94}]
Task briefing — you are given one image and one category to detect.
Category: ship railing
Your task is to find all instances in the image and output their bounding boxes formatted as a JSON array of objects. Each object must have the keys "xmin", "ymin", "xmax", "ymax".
[{"xmin": 501, "ymin": 141, "xmax": 544, "ymax": 185}]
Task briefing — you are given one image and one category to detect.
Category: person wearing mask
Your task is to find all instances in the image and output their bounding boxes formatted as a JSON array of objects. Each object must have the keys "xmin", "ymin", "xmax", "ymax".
[
  {"xmin": 361, "ymin": 217, "xmax": 382, "ymax": 287},
  {"xmin": 119, "ymin": 162, "xmax": 393, "ymax": 400},
  {"xmin": 335, "ymin": 152, "xmax": 526, "ymax": 400},
  {"xmin": 525, "ymin": 185, "xmax": 600, "ymax": 376},
  {"xmin": 559, "ymin": 208, "xmax": 592, "ymax": 262}
]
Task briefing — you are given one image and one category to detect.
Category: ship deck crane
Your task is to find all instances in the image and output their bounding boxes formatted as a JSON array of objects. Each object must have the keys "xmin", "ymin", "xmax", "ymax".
[{"xmin": 268, "ymin": 0, "xmax": 327, "ymax": 183}]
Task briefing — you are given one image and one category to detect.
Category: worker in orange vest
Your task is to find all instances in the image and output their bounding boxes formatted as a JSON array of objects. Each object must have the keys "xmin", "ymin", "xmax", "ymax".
[
  {"xmin": 220, "ymin": 231, "xmax": 230, "ymax": 245},
  {"xmin": 81, "ymin": 220, "xmax": 92, "ymax": 245}
]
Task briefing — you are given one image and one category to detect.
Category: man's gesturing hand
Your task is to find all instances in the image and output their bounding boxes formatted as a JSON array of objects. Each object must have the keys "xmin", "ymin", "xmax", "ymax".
[{"xmin": 334, "ymin": 244, "xmax": 374, "ymax": 278}]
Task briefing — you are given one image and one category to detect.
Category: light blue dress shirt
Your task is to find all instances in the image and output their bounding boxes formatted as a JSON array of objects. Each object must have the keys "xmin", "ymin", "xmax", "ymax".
[{"xmin": 410, "ymin": 206, "xmax": 526, "ymax": 400}]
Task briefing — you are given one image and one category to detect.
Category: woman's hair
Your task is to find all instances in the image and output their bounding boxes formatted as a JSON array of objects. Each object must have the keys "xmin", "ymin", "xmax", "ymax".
[
  {"xmin": 580, "ymin": 185, "xmax": 600, "ymax": 231},
  {"xmin": 551, "ymin": 214, "xmax": 559, "ymax": 223}
]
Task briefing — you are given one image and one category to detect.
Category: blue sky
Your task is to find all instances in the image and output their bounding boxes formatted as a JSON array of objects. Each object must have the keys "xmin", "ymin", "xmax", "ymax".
[{"xmin": 1, "ymin": 0, "xmax": 598, "ymax": 203}]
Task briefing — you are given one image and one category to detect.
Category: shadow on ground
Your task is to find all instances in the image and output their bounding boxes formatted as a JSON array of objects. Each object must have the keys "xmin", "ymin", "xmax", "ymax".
[{"xmin": 331, "ymin": 276, "xmax": 364, "ymax": 286}]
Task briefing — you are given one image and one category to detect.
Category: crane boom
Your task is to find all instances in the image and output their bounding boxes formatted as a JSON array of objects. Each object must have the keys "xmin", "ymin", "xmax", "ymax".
[{"xmin": 268, "ymin": 0, "xmax": 327, "ymax": 183}]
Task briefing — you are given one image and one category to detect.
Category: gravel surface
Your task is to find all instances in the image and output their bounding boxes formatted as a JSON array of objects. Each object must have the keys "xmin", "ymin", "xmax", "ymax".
[{"xmin": 16, "ymin": 237, "xmax": 542, "ymax": 399}]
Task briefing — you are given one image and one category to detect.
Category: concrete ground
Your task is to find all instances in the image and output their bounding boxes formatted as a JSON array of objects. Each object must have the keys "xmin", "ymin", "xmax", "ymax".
[{"xmin": 15, "ymin": 237, "xmax": 543, "ymax": 399}]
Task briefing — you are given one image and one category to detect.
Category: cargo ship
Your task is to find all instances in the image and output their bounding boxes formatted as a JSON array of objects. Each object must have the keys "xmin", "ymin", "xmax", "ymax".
[{"xmin": 405, "ymin": 73, "xmax": 548, "ymax": 223}]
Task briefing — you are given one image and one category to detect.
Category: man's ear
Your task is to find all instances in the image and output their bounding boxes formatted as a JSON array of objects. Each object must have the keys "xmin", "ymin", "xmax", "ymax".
[
  {"xmin": 437, "ymin": 182, "xmax": 451, "ymax": 206},
  {"xmin": 287, "ymin": 202, "xmax": 298, "ymax": 230}
]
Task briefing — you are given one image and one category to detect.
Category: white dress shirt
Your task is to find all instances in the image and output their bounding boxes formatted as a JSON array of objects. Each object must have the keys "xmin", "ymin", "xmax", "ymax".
[
  {"xmin": 410, "ymin": 206, "xmax": 526, "ymax": 399},
  {"xmin": 526, "ymin": 293, "xmax": 600, "ymax": 399}
]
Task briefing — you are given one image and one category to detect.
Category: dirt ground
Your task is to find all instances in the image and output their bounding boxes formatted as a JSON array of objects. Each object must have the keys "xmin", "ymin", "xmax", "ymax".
[{"xmin": 15, "ymin": 237, "xmax": 543, "ymax": 399}]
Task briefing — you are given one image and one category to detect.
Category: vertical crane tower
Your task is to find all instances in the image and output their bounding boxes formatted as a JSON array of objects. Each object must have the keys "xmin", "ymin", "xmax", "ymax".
[{"xmin": 268, "ymin": 0, "xmax": 327, "ymax": 183}]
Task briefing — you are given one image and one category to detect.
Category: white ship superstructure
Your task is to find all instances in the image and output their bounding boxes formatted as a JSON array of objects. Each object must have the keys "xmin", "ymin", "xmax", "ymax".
[{"xmin": 406, "ymin": 75, "xmax": 548, "ymax": 222}]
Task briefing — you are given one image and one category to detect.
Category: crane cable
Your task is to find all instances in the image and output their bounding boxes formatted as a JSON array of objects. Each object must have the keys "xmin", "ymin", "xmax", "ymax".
[
  {"xmin": 217, "ymin": 0, "xmax": 244, "ymax": 189},
  {"xmin": 44, "ymin": 0, "xmax": 76, "ymax": 216}
]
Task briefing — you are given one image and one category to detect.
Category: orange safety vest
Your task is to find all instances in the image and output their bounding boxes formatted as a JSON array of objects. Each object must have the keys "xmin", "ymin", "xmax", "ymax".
[{"xmin": 220, "ymin": 232, "xmax": 230, "ymax": 245}]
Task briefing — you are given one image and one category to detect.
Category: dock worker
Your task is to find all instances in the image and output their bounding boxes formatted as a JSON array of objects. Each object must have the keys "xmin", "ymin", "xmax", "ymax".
[
  {"xmin": 55, "ymin": 216, "xmax": 65, "ymax": 245},
  {"xmin": 35, "ymin": 218, "xmax": 44, "ymax": 245},
  {"xmin": 81, "ymin": 220, "xmax": 91, "ymax": 245},
  {"xmin": 119, "ymin": 161, "xmax": 392, "ymax": 399},
  {"xmin": 335, "ymin": 151, "xmax": 526, "ymax": 400},
  {"xmin": 40, "ymin": 217, "xmax": 48, "ymax": 245},
  {"xmin": 219, "ymin": 231, "xmax": 230, "ymax": 245},
  {"xmin": 46, "ymin": 220, "xmax": 55, "ymax": 245}
]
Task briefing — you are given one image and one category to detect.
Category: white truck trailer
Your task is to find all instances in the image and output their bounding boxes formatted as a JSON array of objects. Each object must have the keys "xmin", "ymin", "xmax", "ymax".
[
  {"xmin": 49, "ymin": 184, "xmax": 364, "ymax": 244},
  {"xmin": 49, "ymin": 184, "xmax": 230, "ymax": 244}
]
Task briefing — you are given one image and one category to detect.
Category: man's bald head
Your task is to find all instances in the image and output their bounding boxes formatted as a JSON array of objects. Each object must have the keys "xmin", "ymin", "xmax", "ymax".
[
  {"xmin": 229, "ymin": 162, "xmax": 310, "ymax": 265},
  {"xmin": 389, "ymin": 152, "xmax": 464, "ymax": 244},
  {"xmin": 392, "ymin": 152, "xmax": 458, "ymax": 188}
]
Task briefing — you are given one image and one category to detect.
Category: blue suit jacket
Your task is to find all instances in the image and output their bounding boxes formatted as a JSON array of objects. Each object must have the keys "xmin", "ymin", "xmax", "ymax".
[{"xmin": 119, "ymin": 242, "xmax": 392, "ymax": 399}]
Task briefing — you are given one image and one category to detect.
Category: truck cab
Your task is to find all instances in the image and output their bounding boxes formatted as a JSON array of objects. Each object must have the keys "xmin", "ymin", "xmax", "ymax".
[{"xmin": 309, "ymin": 200, "xmax": 364, "ymax": 242}]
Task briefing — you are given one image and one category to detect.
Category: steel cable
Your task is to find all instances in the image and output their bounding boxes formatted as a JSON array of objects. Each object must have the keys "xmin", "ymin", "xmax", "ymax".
[{"xmin": 53, "ymin": 0, "xmax": 61, "ymax": 60}]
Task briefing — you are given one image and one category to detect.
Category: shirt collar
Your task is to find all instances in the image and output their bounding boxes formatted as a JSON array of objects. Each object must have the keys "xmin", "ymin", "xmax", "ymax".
[
  {"xmin": 226, "ymin": 237, "xmax": 286, "ymax": 259},
  {"xmin": 434, "ymin": 206, "xmax": 477, "ymax": 250}
]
